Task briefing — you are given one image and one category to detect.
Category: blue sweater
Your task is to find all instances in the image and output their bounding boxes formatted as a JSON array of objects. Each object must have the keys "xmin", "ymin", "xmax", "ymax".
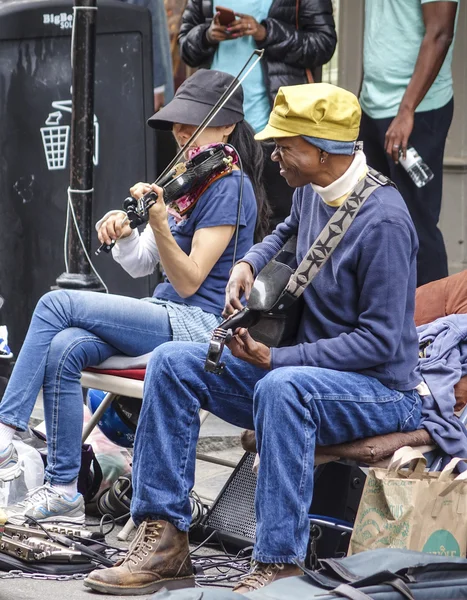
[
  {"xmin": 242, "ymin": 182, "xmax": 421, "ymax": 391},
  {"xmin": 417, "ymin": 315, "xmax": 467, "ymax": 470}
]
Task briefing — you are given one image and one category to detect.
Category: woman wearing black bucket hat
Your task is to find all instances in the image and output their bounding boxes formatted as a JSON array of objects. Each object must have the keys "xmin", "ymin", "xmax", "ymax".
[
  {"xmin": 178, "ymin": 0, "xmax": 337, "ymax": 229},
  {"xmin": 0, "ymin": 69, "xmax": 268, "ymax": 526}
]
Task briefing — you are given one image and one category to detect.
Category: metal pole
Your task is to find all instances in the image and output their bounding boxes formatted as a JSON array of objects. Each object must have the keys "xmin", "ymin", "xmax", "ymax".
[{"xmin": 56, "ymin": 0, "xmax": 104, "ymax": 291}]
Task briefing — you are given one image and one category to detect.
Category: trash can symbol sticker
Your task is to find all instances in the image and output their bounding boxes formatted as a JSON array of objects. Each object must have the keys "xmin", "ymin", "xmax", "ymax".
[
  {"xmin": 40, "ymin": 100, "xmax": 99, "ymax": 171},
  {"xmin": 40, "ymin": 110, "xmax": 69, "ymax": 170}
]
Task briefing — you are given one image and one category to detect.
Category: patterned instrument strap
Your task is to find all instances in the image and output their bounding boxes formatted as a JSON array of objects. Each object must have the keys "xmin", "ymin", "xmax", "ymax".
[{"xmin": 285, "ymin": 168, "xmax": 394, "ymax": 300}]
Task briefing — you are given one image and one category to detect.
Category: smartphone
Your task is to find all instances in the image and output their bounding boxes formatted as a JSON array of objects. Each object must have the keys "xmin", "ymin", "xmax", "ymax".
[{"xmin": 215, "ymin": 6, "xmax": 236, "ymax": 26}]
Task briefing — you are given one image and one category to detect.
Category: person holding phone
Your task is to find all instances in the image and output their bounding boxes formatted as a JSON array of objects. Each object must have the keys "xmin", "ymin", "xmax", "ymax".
[{"xmin": 178, "ymin": 0, "xmax": 337, "ymax": 229}]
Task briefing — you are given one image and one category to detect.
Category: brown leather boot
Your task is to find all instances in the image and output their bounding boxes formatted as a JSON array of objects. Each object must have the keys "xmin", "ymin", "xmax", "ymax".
[
  {"xmin": 240, "ymin": 429, "xmax": 257, "ymax": 453},
  {"xmin": 83, "ymin": 520, "xmax": 195, "ymax": 595},
  {"xmin": 233, "ymin": 561, "xmax": 302, "ymax": 593}
]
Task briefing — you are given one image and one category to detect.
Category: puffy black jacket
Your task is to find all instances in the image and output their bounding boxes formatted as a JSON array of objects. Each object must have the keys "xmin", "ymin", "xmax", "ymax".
[{"xmin": 178, "ymin": 0, "xmax": 337, "ymax": 105}]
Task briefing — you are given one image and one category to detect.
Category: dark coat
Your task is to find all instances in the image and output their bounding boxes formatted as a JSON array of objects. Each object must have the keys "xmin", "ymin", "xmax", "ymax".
[{"xmin": 178, "ymin": 0, "xmax": 337, "ymax": 105}]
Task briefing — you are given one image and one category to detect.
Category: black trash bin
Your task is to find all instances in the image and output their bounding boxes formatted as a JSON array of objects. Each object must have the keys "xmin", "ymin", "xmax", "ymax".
[{"xmin": 0, "ymin": 0, "xmax": 163, "ymax": 353}]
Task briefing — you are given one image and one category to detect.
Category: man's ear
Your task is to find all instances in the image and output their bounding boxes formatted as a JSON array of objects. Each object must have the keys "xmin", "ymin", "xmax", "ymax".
[{"xmin": 319, "ymin": 150, "xmax": 328, "ymax": 164}]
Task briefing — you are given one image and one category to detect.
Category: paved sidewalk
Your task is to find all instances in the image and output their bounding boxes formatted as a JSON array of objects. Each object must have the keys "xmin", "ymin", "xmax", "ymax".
[{"xmin": 1, "ymin": 399, "xmax": 248, "ymax": 599}]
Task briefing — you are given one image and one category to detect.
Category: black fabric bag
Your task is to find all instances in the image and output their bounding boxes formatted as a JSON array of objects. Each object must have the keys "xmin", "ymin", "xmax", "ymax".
[
  {"xmin": 156, "ymin": 549, "xmax": 467, "ymax": 599},
  {"xmin": 78, "ymin": 443, "xmax": 104, "ymax": 504},
  {"xmin": 33, "ymin": 430, "xmax": 103, "ymax": 504}
]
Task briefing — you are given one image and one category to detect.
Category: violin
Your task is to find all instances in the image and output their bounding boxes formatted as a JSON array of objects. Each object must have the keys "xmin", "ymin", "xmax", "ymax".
[
  {"xmin": 96, "ymin": 49, "xmax": 264, "ymax": 256},
  {"xmin": 97, "ymin": 143, "xmax": 239, "ymax": 253}
]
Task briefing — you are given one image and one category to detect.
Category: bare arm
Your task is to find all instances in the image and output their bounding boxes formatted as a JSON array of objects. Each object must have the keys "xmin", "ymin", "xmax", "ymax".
[
  {"xmin": 150, "ymin": 215, "xmax": 235, "ymax": 298},
  {"xmin": 130, "ymin": 182, "xmax": 236, "ymax": 298},
  {"xmin": 385, "ymin": 1, "xmax": 457, "ymax": 162}
]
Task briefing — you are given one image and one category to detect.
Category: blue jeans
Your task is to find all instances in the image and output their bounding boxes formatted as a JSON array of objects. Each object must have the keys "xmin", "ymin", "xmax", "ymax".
[
  {"xmin": 132, "ymin": 341, "xmax": 422, "ymax": 563},
  {"xmin": 0, "ymin": 290, "xmax": 173, "ymax": 484}
]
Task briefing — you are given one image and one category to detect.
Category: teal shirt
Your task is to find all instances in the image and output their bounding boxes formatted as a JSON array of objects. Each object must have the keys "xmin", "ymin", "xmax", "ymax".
[
  {"xmin": 360, "ymin": 0, "xmax": 459, "ymax": 119},
  {"xmin": 211, "ymin": 0, "xmax": 273, "ymax": 132}
]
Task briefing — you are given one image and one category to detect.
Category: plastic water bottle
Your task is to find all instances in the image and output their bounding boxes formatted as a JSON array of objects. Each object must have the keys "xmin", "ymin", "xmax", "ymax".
[{"xmin": 398, "ymin": 147, "xmax": 434, "ymax": 188}]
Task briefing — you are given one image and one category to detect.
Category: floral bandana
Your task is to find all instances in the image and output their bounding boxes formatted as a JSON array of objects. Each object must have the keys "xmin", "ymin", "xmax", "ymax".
[{"xmin": 166, "ymin": 143, "xmax": 239, "ymax": 223}]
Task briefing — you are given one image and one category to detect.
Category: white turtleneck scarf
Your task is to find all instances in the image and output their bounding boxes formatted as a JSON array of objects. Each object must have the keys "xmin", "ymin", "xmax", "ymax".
[{"xmin": 310, "ymin": 150, "xmax": 368, "ymax": 207}]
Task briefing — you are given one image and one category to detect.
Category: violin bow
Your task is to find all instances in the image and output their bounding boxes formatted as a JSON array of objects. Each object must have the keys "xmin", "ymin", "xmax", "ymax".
[{"xmin": 154, "ymin": 48, "xmax": 265, "ymax": 185}]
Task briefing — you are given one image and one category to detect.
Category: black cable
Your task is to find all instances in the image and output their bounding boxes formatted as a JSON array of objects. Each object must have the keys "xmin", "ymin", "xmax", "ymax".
[
  {"xmin": 25, "ymin": 516, "xmax": 56, "ymax": 540},
  {"xmin": 189, "ymin": 530, "xmax": 218, "ymax": 555},
  {"xmin": 189, "ymin": 490, "xmax": 207, "ymax": 530},
  {"xmin": 218, "ymin": 536, "xmax": 231, "ymax": 558},
  {"xmin": 74, "ymin": 535, "xmax": 123, "ymax": 554},
  {"xmin": 229, "ymin": 145, "xmax": 244, "ymax": 268},
  {"xmin": 100, "ymin": 513, "xmax": 116, "ymax": 536},
  {"xmin": 99, "ymin": 511, "xmax": 132, "ymax": 537},
  {"xmin": 194, "ymin": 556, "xmax": 250, "ymax": 566},
  {"xmin": 191, "ymin": 553, "xmax": 251, "ymax": 581}
]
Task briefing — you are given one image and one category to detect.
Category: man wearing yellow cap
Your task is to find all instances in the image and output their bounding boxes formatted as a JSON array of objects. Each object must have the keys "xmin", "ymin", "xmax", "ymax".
[{"xmin": 85, "ymin": 84, "xmax": 422, "ymax": 595}]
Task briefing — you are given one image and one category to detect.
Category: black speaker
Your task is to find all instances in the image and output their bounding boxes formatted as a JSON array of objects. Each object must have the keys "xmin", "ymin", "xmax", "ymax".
[
  {"xmin": 197, "ymin": 452, "xmax": 366, "ymax": 558},
  {"xmin": 198, "ymin": 452, "xmax": 257, "ymax": 550},
  {"xmin": 309, "ymin": 462, "xmax": 366, "ymax": 559}
]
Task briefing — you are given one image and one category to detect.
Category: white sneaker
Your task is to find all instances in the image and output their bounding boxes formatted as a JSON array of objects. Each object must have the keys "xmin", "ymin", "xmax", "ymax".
[
  {"xmin": 0, "ymin": 444, "xmax": 21, "ymax": 482},
  {"xmin": 5, "ymin": 483, "xmax": 85, "ymax": 525}
]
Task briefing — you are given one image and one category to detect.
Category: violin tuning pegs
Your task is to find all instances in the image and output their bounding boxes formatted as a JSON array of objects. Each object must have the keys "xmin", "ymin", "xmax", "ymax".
[{"xmin": 123, "ymin": 196, "xmax": 137, "ymax": 211}]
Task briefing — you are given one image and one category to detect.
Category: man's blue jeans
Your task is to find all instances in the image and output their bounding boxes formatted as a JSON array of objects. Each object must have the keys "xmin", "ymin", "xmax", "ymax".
[
  {"xmin": 132, "ymin": 341, "xmax": 422, "ymax": 563},
  {"xmin": 0, "ymin": 290, "xmax": 172, "ymax": 484}
]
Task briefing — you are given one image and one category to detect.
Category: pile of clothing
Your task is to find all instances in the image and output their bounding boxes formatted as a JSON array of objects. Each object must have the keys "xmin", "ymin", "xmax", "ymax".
[{"xmin": 415, "ymin": 270, "xmax": 467, "ymax": 466}]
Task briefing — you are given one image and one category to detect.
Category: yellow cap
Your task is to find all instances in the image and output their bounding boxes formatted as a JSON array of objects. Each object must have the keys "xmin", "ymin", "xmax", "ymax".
[{"xmin": 255, "ymin": 83, "xmax": 361, "ymax": 142}]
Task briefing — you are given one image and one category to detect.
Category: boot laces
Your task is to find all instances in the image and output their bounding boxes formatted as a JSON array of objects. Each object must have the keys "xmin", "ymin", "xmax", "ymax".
[
  {"xmin": 236, "ymin": 561, "xmax": 285, "ymax": 589},
  {"xmin": 125, "ymin": 521, "xmax": 161, "ymax": 565}
]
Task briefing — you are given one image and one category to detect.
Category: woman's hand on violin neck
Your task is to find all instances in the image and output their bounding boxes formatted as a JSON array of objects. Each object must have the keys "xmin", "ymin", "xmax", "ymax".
[
  {"xmin": 227, "ymin": 328, "xmax": 271, "ymax": 370},
  {"xmin": 224, "ymin": 261, "xmax": 255, "ymax": 317},
  {"xmin": 97, "ymin": 211, "xmax": 132, "ymax": 246},
  {"xmin": 128, "ymin": 182, "xmax": 168, "ymax": 229},
  {"xmin": 146, "ymin": 184, "xmax": 169, "ymax": 229}
]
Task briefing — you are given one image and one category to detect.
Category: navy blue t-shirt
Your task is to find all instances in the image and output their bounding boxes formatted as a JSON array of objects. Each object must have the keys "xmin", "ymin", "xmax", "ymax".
[{"xmin": 154, "ymin": 171, "xmax": 257, "ymax": 315}]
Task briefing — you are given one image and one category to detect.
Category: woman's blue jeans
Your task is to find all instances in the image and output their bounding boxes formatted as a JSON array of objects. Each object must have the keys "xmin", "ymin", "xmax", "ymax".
[
  {"xmin": 132, "ymin": 341, "xmax": 422, "ymax": 564},
  {"xmin": 0, "ymin": 290, "xmax": 172, "ymax": 484}
]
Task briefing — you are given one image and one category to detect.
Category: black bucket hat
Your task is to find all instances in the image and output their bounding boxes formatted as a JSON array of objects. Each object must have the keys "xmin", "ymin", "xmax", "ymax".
[{"xmin": 147, "ymin": 69, "xmax": 244, "ymax": 131}]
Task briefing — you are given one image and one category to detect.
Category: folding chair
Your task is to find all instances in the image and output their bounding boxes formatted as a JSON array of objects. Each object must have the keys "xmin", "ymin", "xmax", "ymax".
[
  {"xmin": 80, "ymin": 353, "xmax": 244, "ymax": 540},
  {"xmin": 80, "ymin": 353, "xmax": 237, "ymax": 469}
]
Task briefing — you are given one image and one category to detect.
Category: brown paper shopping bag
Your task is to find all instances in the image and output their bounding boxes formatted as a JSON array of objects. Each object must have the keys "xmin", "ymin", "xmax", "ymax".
[{"xmin": 349, "ymin": 446, "xmax": 467, "ymax": 558}]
